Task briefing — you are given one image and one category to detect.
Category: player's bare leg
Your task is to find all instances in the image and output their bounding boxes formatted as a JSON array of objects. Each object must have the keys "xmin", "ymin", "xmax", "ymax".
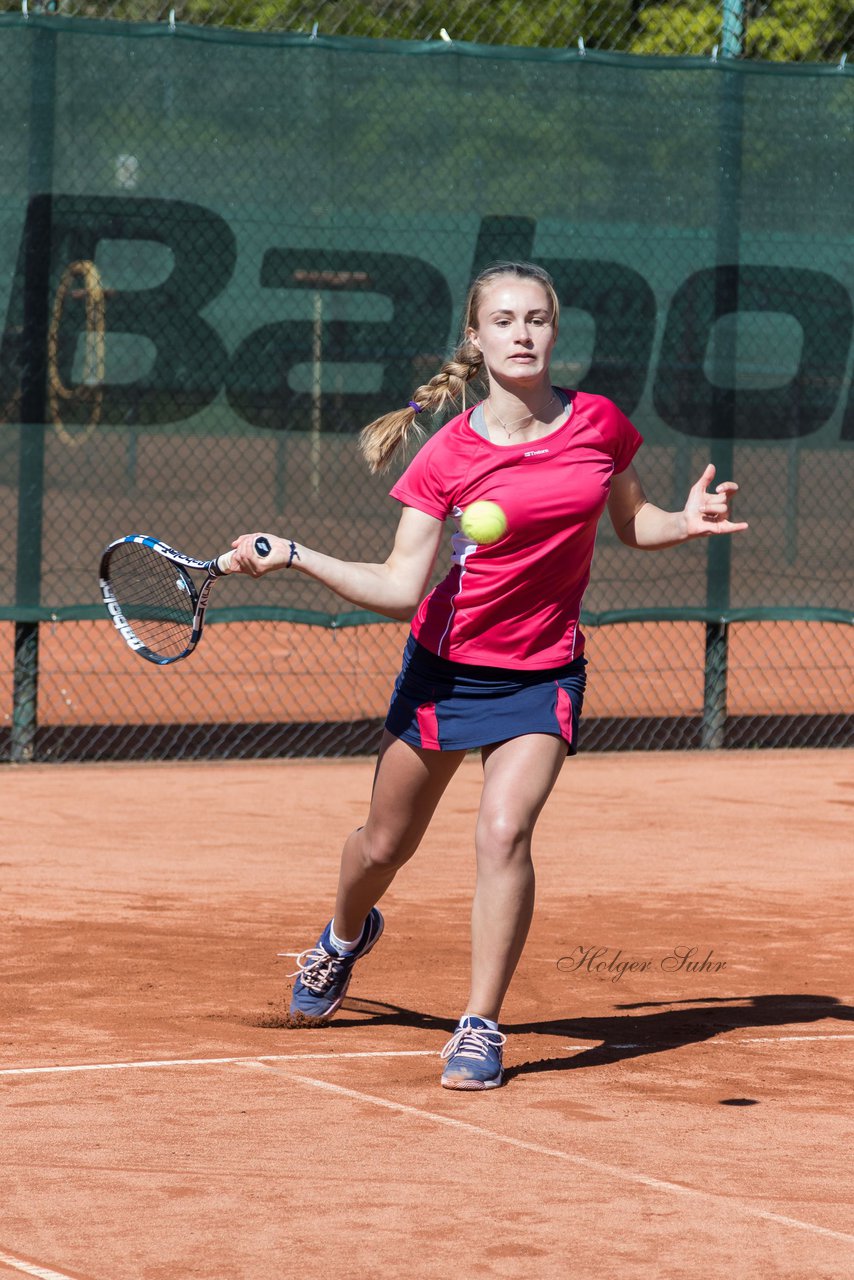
[
  {"xmin": 288, "ymin": 732, "xmax": 465, "ymax": 1025},
  {"xmin": 467, "ymin": 733, "xmax": 568, "ymax": 1021},
  {"xmin": 438, "ymin": 733, "xmax": 566, "ymax": 1088},
  {"xmin": 332, "ymin": 731, "xmax": 466, "ymax": 940}
]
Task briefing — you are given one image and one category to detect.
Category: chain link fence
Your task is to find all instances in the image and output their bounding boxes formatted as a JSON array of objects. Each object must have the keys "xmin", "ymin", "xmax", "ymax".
[
  {"xmin": 8, "ymin": 0, "xmax": 853, "ymax": 64},
  {"xmin": 9, "ymin": 618, "xmax": 852, "ymax": 761},
  {"xmin": 2, "ymin": 17, "xmax": 852, "ymax": 762}
]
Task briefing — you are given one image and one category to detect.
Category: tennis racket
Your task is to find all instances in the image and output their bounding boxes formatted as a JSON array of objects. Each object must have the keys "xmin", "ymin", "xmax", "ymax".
[{"xmin": 98, "ymin": 534, "xmax": 271, "ymax": 665}]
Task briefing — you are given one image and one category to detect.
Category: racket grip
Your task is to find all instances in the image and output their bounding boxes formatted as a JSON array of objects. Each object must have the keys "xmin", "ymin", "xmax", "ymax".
[{"xmin": 217, "ymin": 536, "xmax": 272, "ymax": 574}]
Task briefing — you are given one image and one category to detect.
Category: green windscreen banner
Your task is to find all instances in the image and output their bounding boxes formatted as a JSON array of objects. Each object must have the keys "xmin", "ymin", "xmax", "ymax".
[{"xmin": 1, "ymin": 16, "xmax": 852, "ymax": 625}]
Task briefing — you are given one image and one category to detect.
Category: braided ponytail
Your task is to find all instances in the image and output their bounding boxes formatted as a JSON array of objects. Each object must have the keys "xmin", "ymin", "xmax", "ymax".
[{"xmin": 359, "ymin": 339, "xmax": 484, "ymax": 474}]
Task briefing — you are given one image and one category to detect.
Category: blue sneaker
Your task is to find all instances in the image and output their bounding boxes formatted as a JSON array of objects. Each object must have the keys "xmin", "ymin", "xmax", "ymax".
[
  {"xmin": 440, "ymin": 1015, "xmax": 506, "ymax": 1090},
  {"xmin": 285, "ymin": 909, "xmax": 384, "ymax": 1026}
]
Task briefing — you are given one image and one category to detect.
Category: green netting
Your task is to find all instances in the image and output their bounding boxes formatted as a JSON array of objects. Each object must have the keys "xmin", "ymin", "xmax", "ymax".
[{"xmin": 1, "ymin": 18, "xmax": 852, "ymax": 638}]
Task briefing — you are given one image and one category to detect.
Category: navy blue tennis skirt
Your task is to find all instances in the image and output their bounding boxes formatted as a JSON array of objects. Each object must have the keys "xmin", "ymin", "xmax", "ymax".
[{"xmin": 385, "ymin": 634, "xmax": 587, "ymax": 754}]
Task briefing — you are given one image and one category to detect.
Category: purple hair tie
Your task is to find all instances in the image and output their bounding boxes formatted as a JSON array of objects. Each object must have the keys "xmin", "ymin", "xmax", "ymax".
[{"xmin": 408, "ymin": 400, "xmax": 424, "ymax": 414}]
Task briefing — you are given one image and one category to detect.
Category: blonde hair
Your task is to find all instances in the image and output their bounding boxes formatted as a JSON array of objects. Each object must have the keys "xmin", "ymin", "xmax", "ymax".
[{"xmin": 359, "ymin": 261, "xmax": 560, "ymax": 474}]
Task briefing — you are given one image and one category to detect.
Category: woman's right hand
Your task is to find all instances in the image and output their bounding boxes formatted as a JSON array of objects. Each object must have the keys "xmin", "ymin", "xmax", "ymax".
[{"xmin": 229, "ymin": 532, "xmax": 295, "ymax": 577}]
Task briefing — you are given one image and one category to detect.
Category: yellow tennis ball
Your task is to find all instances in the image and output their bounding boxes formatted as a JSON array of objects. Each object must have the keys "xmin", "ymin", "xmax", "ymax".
[{"xmin": 460, "ymin": 500, "xmax": 508, "ymax": 545}]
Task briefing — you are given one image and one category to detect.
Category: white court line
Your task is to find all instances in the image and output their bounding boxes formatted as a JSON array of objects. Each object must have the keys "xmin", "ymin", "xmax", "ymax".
[
  {"xmin": 731, "ymin": 1034, "xmax": 854, "ymax": 1043},
  {"xmin": 610, "ymin": 1034, "xmax": 854, "ymax": 1049},
  {"xmin": 0, "ymin": 1248, "xmax": 81, "ymax": 1280},
  {"xmin": 277, "ymin": 1069, "xmax": 854, "ymax": 1248},
  {"xmin": 0, "ymin": 1050, "xmax": 435, "ymax": 1078},
  {"xmin": 0, "ymin": 1033, "xmax": 850, "ymax": 1079}
]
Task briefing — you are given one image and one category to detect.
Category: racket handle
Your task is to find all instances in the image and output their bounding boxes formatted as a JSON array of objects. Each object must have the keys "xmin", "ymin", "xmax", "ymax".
[{"xmin": 217, "ymin": 536, "xmax": 272, "ymax": 575}]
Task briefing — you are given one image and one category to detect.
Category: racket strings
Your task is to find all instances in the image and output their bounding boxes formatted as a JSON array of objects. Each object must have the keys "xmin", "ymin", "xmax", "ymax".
[{"xmin": 107, "ymin": 544, "xmax": 197, "ymax": 659}]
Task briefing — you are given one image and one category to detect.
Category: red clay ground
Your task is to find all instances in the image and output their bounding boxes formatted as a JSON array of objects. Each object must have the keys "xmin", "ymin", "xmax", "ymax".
[{"xmin": 1, "ymin": 750, "xmax": 852, "ymax": 1279}]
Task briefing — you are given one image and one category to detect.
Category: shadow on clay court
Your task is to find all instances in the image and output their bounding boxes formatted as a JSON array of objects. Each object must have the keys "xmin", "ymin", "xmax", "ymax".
[
  {"xmin": 251, "ymin": 999, "xmax": 457, "ymax": 1034},
  {"xmin": 502, "ymin": 993, "xmax": 854, "ymax": 1081},
  {"xmin": 265, "ymin": 993, "xmax": 853, "ymax": 1083}
]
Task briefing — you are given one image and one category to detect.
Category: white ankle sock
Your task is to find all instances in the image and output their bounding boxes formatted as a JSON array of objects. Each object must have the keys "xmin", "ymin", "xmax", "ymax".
[
  {"xmin": 330, "ymin": 922, "xmax": 363, "ymax": 954},
  {"xmin": 462, "ymin": 1013, "xmax": 499, "ymax": 1032}
]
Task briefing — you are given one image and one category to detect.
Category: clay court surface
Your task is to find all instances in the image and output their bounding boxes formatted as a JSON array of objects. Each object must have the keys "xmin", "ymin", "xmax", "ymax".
[{"xmin": 1, "ymin": 749, "xmax": 852, "ymax": 1279}]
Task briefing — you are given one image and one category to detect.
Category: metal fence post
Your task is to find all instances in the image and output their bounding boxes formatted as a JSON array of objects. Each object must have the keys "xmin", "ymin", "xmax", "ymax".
[
  {"xmin": 11, "ymin": 23, "xmax": 56, "ymax": 763},
  {"xmin": 702, "ymin": 3, "xmax": 744, "ymax": 750},
  {"xmin": 721, "ymin": 0, "xmax": 744, "ymax": 58}
]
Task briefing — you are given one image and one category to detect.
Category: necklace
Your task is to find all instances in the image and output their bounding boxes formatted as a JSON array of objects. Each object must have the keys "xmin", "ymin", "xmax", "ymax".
[{"xmin": 487, "ymin": 392, "xmax": 558, "ymax": 438}]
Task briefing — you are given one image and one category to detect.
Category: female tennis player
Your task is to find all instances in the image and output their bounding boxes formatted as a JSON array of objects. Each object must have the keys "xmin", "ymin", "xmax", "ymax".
[{"xmin": 229, "ymin": 261, "xmax": 747, "ymax": 1091}]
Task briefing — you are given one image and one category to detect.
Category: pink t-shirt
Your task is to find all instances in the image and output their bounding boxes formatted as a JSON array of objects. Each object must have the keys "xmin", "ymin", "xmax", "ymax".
[{"xmin": 389, "ymin": 390, "xmax": 643, "ymax": 668}]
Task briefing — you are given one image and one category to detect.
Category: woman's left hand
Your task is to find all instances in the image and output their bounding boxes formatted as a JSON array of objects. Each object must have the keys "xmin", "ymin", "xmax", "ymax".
[{"xmin": 682, "ymin": 463, "xmax": 748, "ymax": 537}]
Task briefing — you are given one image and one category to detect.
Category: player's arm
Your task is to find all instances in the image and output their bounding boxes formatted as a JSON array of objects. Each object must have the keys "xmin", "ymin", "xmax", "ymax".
[
  {"xmin": 229, "ymin": 505, "xmax": 443, "ymax": 621},
  {"xmin": 608, "ymin": 462, "xmax": 747, "ymax": 550}
]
